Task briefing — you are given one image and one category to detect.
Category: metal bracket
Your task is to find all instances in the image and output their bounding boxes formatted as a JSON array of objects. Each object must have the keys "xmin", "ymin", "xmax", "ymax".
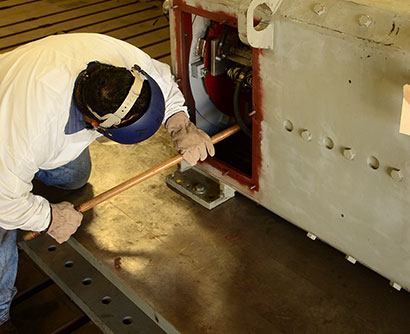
[
  {"xmin": 238, "ymin": 0, "xmax": 283, "ymax": 49},
  {"xmin": 166, "ymin": 162, "xmax": 235, "ymax": 210},
  {"xmin": 191, "ymin": 60, "xmax": 208, "ymax": 79}
]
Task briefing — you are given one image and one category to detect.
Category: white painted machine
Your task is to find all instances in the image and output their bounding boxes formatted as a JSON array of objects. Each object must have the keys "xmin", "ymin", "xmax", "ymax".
[{"xmin": 168, "ymin": 0, "xmax": 410, "ymax": 292}]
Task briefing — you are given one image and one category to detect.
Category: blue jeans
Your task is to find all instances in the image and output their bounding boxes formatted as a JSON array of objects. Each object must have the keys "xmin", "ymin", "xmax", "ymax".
[
  {"xmin": 0, "ymin": 148, "xmax": 91, "ymax": 325},
  {"xmin": 35, "ymin": 147, "xmax": 92, "ymax": 190},
  {"xmin": 0, "ymin": 230, "xmax": 17, "ymax": 325}
]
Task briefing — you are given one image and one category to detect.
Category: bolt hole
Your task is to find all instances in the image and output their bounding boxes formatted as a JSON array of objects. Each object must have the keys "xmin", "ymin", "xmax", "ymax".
[
  {"xmin": 253, "ymin": 4, "xmax": 273, "ymax": 31},
  {"xmin": 348, "ymin": 80, "xmax": 352, "ymax": 84},
  {"xmin": 82, "ymin": 278, "xmax": 92, "ymax": 286},
  {"xmin": 48, "ymin": 245, "xmax": 57, "ymax": 252},
  {"xmin": 64, "ymin": 261, "xmax": 74, "ymax": 268},
  {"xmin": 155, "ymin": 314, "xmax": 159, "ymax": 322},
  {"xmin": 341, "ymin": 213, "xmax": 345, "ymax": 218},
  {"xmin": 324, "ymin": 137, "xmax": 334, "ymax": 150},
  {"xmin": 101, "ymin": 296, "xmax": 112, "ymax": 304},
  {"xmin": 368, "ymin": 156, "xmax": 380, "ymax": 170},
  {"xmin": 283, "ymin": 120, "xmax": 294, "ymax": 132},
  {"xmin": 122, "ymin": 316, "xmax": 133, "ymax": 325}
]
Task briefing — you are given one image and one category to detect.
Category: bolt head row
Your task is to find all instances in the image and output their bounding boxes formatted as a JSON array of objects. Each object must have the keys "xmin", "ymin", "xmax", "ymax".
[
  {"xmin": 313, "ymin": 3, "xmax": 373, "ymax": 27},
  {"xmin": 298, "ymin": 130, "xmax": 403, "ymax": 181}
]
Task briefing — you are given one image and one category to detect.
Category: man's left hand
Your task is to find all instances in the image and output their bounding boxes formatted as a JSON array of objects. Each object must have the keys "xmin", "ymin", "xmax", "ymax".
[{"xmin": 166, "ymin": 112, "xmax": 215, "ymax": 166}]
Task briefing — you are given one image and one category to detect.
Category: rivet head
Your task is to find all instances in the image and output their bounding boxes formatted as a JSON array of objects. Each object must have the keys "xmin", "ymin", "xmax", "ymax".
[
  {"xmin": 359, "ymin": 14, "xmax": 373, "ymax": 27},
  {"xmin": 390, "ymin": 168, "xmax": 404, "ymax": 182},
  {"xmin": 301, "ymin": 130, "xmax": 312, "ymax": 141},
  {"xmin": 313, "ymin": 3, "xmax": 326, "ymax": 16},
  {"xmin": 193, "ymin": 184, "xmax": 206, "ymax": 194},
  {"xmin": 343, "ymin": 148, "xmax": 356, "ymax": 160}
]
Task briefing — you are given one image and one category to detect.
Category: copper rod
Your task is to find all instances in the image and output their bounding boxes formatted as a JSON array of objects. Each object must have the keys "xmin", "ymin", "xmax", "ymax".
[{"xmin": 23, "ymin": 124, "xmax": 240, "ymax": 241}]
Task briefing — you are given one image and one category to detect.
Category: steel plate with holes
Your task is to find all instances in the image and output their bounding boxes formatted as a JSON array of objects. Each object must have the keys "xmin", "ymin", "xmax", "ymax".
[{"xmin": 19, "ymin": 234, "xmax": 166, "ymax": 334}]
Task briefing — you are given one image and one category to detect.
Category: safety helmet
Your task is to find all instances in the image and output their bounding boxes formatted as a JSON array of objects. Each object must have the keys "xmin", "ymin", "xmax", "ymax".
[{"xmin": 84, "ymin": 64, "xmax": 165, "ymax": 144}]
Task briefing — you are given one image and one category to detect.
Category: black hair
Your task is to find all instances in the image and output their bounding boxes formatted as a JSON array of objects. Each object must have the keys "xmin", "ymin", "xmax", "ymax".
[{"xmin": 75, "ymin": 62, "xmax": 151, "ymax": 127}]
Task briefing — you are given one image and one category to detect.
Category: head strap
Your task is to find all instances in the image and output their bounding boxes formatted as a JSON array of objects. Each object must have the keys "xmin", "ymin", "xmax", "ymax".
[{"xmin": 86, "ymin": 67, "xmax": 145, "ymax": 128}]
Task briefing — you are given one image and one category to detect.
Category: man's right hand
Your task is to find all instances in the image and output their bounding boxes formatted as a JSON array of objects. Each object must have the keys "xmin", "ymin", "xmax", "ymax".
[{"xmin": 47, "ymin": 202, "xmax": 83, "ymax": 244}]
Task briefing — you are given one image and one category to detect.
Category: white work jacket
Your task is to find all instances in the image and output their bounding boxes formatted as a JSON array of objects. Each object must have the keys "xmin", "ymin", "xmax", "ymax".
[{"xmin": 0, "ymin": 33, "xmax": 188, "ymax": 231}]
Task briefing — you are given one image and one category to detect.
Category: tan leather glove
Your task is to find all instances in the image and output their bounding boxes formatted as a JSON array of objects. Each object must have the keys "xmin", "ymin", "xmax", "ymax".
[
  {"xmin": 47, "ymin": 202, "xmax": 83, "ymax": 244},
  {"xmin": 166, "ymin": 112, "xmax": 215, "ymax": 166}
]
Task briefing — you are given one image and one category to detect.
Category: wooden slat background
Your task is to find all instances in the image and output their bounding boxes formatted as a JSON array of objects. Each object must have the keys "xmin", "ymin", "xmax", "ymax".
[{"xmin": 0, "ymin": 0, "xmax": 171, "ymax": 65}]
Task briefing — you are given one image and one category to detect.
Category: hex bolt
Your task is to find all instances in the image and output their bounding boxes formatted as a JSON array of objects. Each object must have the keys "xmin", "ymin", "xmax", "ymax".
[
  {"xmin": 193, "ymin": 183, "xmax": 206, "ymax": 194},
  {"xmin": 390, "ymin": 168, "xmax": 404, "ymax": 182},
  {"xmin": 345, "ymin": 255, "xmax": 357, "ymax": 264},
  {"xmin": 313, "ymin": 3, "xmax": 326, "ymax": 16},
  {"xmin": 343, "ymin": 148, "xmax": 356, "ymax": 160},
  {"xmin": 359, "ymin": 14, "xmax": 373, "ymax": 27},
  {"xmin": 307, "ymin": 232, "xmax": 317, "ymax": 240},
  {"xmin": 200, "ymin": 68, "xmax": 209, "ymax": 76},
  {"xmin": 301, "ymin": 130, "xmax": 312, "ymax": 141},
  {"xmin": 389, "ymin": 281, "xmax": 402, "ymax": 291}
]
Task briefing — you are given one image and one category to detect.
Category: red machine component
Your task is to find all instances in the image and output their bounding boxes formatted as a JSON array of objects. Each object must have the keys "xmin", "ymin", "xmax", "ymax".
[
  {"xmin": 171, "ymin": 2, "xmax": 262, "ymax": 190},
  {"xmin": 202, "ymin": 23, "xmax": 236, "ymax": 116}
]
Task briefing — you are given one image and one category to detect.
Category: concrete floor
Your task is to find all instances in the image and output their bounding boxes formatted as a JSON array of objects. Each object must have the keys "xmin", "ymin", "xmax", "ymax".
[{"xmin": 23, "ymin": 127, "xmax": 410, "ymax": 334}]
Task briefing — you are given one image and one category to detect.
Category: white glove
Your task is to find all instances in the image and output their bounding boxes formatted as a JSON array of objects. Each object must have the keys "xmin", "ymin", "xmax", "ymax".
[
  {"xmin": 166, "ymin": 112, "xmax": 215, "ymax": 166},
  {"xmin": 47, "ymin": 202, "xmax": 83, "ymax": 244}
]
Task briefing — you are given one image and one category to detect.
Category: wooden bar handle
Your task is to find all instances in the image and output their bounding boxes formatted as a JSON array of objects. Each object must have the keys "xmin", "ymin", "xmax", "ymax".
[
  {"xmin": 22, "ymin": 124, "xmax": 240, "ymax": 242},
  {"xmin": 23, "ymin": 231, "xmax": 41, "ymax": 241}
]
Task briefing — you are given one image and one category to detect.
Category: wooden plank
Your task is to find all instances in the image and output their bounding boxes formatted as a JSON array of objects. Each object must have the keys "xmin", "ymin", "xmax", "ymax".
[
  {"xmin": 124, "ymin": 26, "xmax": 170, "ymax": 49},
  {"xmin": 141, "ymin": 39, "xmax": 170, "ymax": 59},
  {"xmin": 0, "ymin": 0, "xmax": 152, "ymax": 37},
  {"xmin": 103, "ymin": 17, "xmax": 168, "ymax": 41},
  {"xmin": 0, "ymin": 0, "xmax": 38, "ymax": 9},
  {"xmin": 0, "ymin": 1, "xmax": 162, "ymax": 51},
  {"xmin": 70, "ymin": 7, "xmax": 165, "ymax": 35},
  {"xmin": 0, "ymin": 0, "xmax": 98, "ymax": 27},
  {"xmin": 0, "ymin": 0, "xmax": 105, "ymax": 33}
]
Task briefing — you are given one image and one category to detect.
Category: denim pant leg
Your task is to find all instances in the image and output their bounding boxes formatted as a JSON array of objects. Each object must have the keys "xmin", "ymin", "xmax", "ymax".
[
  {"xmin": 0, "ymin": 229, "xmax": 17, "ymax": 325},
  {"xmin": 35, "ymin": 147, "xmax": 92, "ymax": 190}
]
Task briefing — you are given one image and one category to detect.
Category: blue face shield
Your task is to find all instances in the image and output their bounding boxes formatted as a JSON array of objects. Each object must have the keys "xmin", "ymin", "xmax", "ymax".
[{"xmin": 96, "ymin": 66, "xmax": 165, "ymax": 144}]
